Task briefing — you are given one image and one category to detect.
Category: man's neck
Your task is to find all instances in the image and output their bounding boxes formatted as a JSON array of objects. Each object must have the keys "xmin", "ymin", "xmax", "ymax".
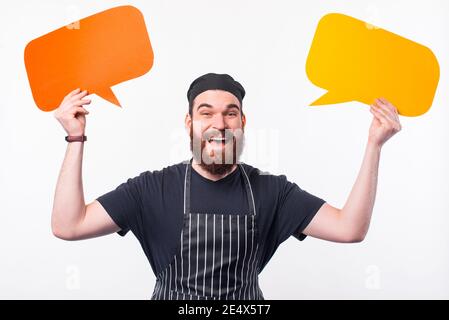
[{"xmin": 191, "ymin": 161, "xmax": 238, "ymax": 182}]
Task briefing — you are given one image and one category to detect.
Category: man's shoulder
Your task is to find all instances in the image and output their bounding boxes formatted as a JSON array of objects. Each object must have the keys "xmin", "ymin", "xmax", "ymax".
[
  {"xmin": 146, "ymin": 161, "xmax": 187, "ymax": 179},
  {"xmin": 128, "ymin": 161, "xmax": 187, "ymax": 184}
]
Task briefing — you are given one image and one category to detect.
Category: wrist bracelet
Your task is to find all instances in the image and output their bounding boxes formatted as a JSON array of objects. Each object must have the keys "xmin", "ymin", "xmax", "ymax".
[{"xmin": 65, "ymin": 135, "xmax": 87, "ymax": 142}]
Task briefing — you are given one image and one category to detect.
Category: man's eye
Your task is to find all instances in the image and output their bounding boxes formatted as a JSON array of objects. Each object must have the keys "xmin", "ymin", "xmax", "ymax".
[
  {"xmin": 228, "ymin": 113, "xmax": 237, "ymax": 116},
  {"xmin": 201, "ymin": 113, "xmax": 211, "ymax": 116}
]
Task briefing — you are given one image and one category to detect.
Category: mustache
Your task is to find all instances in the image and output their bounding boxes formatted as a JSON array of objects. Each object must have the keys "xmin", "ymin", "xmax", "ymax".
[
  {"xmin": 189, "ymin": 125, "xmax": 245, "ymax": 168},
  {"xmin": 203, "ymin": 130, "xmax": 233, "ymax": 141}
]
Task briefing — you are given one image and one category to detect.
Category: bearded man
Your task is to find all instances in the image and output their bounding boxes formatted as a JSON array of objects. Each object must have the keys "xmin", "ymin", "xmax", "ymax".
[{"xmin": 51, "ymin": 73, "xmax": 401, "ymax": 300}]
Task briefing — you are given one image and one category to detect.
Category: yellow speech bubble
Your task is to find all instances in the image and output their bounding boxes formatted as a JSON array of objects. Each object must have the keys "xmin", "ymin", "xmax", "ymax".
[{"xmin": 306, "ymin": 13, "xmax": 439, "ymax": 117}]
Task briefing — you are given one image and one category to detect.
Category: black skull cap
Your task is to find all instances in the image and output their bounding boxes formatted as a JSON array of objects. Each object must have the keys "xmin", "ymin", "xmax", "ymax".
[{"xmin": 187, "ymin": 73, "xmax": 245, "ymax": 105}]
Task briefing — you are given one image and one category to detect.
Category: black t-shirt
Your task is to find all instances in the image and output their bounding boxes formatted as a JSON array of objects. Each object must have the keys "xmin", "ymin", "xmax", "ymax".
[{"xmin": 96, "ymin": 162, "xmax": 326, "ymax": 276}]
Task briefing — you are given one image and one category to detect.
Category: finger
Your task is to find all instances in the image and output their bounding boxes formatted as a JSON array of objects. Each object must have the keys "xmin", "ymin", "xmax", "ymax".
[
  {"xmin": 378, "ymin": 97, "xmax": 395, "ymax": 110},
  {"xmin": 70, "ymin": 90, "xmax": 89, "ymax": 101},
  {"xmin": 369, "ymin": 107, "xmax": 382, "ymax": 122},
  {"xmin": 71, "ymin": 99, "xmax": 91, "ymax": 107},
  {"xmin": 371, "ymin": 105, "xmax": 402, "ymax": 131},
  {"xmin": 69, "ymin": 88, "xmax": 81, "ymax": 96},
  {"xmin": 370, "ymin": 105, "xmax": 389, "ymax": 125},
  {"xmin": 372, "ymin": 101, "xmax": 393, "ymax": 121},
  {"xmin": 378, "ymin": 99, "xmax": 401, "ymax": 125},
  {"xmin": 70, "ymin": 90, "xmax": 89, "ymax": 102},
  {"xmin": 373, "ymin": 100, "xmax": 398, "ymax": 124},
  {"xmin": 378, "ymin": 97, "xmax": 389, "ymax": 105},
  {"xmin": 385, "ymin": 100, "xmax": 400, "ymax": 121},
  {"xmin": 61, "ymin": 88, "xmax": 81, "ymax": 103},
  {"xmin": 378, "ymin": 98, "xmax": 399, "ymax": 118},
  {"xmin": 67, "ymin": 106, "xmax": 90, "ymax": 116}
]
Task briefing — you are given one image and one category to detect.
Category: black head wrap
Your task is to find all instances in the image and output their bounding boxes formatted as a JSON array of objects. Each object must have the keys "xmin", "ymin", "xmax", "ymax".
[{"xmin": 187, "ymin": 73, "xmax": 245, "ymax": 108}]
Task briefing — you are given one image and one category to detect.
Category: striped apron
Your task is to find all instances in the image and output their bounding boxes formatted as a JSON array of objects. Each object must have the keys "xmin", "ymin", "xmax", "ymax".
[{"xmin": 151, "ymin": 162, "xmax": 264, "ymax": 300}]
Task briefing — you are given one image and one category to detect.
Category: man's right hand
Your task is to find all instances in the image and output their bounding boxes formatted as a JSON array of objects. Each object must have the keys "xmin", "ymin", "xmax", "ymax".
[
  {"xmin": 54, "ymin": 88, "xmax": 91, "ymax": 136},
  {"xmin": 51, "ymin": 88, "xmax": 121, "ymax": 240}
]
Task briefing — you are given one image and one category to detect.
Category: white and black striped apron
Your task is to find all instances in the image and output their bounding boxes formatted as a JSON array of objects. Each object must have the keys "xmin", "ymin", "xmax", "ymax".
[{"xmin": 151, "ymin": 162, "xmax": 264, "ymax": 300}]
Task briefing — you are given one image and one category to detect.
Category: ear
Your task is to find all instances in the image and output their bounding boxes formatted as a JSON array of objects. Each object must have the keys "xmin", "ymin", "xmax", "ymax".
[
  {"xmin": 242, "ymin": 113, "xmax": 246, "ymax": 129},
  {"xmin": 185, "ymin": 113, "xmax": 192, "ymax": 135}
]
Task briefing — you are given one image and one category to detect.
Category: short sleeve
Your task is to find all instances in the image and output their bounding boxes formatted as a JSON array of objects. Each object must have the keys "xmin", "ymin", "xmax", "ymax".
[
  {"xmin": 96, "ymin": 173, "xmax": 145, "ymax": 237},
  {"xmin": 275, "ymin": 175, "xmax": 325, "ymax": 243}
]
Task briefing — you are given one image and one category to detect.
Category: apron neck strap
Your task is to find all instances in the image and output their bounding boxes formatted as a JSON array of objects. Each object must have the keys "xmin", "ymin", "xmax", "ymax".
[{"xmin": 183, "ymin": 160, "xmax": 256, "ymax": 216}]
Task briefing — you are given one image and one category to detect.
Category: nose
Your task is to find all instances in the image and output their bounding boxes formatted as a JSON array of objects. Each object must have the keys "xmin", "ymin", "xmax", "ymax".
[{"xmin": 211, "ymin": 114, "xmax": 226, "ymax": 130}]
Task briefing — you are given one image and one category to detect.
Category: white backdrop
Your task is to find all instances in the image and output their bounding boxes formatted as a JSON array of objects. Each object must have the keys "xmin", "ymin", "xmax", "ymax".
[{"xmin": 1, "ymin": 0, "xmax": 448, "ymax": 299}]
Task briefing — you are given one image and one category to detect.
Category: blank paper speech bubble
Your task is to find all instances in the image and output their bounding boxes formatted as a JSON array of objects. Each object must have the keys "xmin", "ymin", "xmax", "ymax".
[
  {"xmin": 306, "ymin": 13, "xmax": 439, "ymax": 117},
  {"xmin": 24, "ymin": 5, "xmax": 154, "ymax": 111}
]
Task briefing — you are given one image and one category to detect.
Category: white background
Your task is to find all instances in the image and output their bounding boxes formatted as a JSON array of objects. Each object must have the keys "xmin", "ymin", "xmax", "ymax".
[{"xmin": 0, "ymin": 0, "xmax": 448, "ymax": 299}]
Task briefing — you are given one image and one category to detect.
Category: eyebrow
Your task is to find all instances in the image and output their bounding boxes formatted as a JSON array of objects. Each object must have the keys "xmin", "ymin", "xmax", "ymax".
[{"xmin": 196, "ymin": 103, "xmax": 240, "ymax": 112}]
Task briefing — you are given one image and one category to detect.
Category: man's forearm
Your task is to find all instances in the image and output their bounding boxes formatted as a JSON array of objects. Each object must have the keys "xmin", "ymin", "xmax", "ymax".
[
  {"xmin": 340, "ymin": 141, "xmax": 381, "ymax": 240},
  {"xmin": 51, "ymin": 142, "xmax": 86, "ymax": 238}
]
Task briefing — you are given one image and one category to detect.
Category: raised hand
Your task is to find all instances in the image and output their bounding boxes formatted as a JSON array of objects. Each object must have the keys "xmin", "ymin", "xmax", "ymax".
[
  {"xmin": 368, "ymin": 98, "xmax": 402, "ymax": 148},
  {"xmin": 54, "ymin": 88, "xmax": 91, "ymax": 136}
]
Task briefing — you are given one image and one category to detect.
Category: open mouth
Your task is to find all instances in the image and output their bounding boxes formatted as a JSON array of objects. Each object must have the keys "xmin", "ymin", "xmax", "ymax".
[{"xmin": 207, "ymin": 136, "xmax": 232, "ymax": 145}]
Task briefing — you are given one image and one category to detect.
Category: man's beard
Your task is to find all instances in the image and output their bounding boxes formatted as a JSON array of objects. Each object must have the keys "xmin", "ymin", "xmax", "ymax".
[{"xmin": 190, "ymin": 125, "xmax": 245, "ymax": 176}]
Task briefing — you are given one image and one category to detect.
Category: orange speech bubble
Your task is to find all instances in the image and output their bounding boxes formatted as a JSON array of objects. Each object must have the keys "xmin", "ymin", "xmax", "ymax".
[
  {"xmin": 24, "ymin": 5, "xmax": 154, "ymax": 111},
  {"xmin": 306, "ymin": 13, "xmax": 439, "ymax": 117}
]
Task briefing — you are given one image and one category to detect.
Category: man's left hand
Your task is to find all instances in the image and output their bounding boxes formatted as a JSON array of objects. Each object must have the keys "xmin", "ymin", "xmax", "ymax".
[{"xmin": 368, "ymin": 98, "xmax": 402, "ymax": 148}]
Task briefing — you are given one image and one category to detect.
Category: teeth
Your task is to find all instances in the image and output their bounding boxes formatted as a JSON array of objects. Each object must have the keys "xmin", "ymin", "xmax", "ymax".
[{"xmin": 209, "ymin": 137, "xmax": 226, "ymax": 142}]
